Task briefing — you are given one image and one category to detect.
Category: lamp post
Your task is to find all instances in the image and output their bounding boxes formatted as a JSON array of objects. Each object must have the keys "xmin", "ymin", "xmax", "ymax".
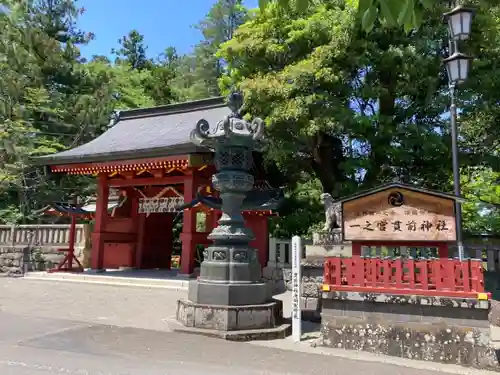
[{"xmin": 443, "ymin": 3, "xmax": 474, "ymax": 261}]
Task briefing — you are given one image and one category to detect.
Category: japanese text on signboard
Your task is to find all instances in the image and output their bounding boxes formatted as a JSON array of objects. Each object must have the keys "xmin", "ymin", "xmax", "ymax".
[{"xmin": 349, "ymin": 209, "xmax": 449, "ymax": 234}]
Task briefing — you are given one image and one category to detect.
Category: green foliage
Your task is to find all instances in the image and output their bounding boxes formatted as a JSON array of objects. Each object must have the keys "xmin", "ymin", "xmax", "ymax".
[
  {"xmin": 260, "ymin": 0, "xmax": 494, "ymax": 33},
  {"xmin": 270, "ymin": 177, "xmax": 324, "ymax": 237},
  {"xmin": 0, "ymin": 0, "xmax": 164, "ymax": 223},
  {"xmin": 220, "ymin": 1, "xmax": 451, "ymax": 191},
  {"xmin": 461, "ymin": 167, "xmax": 500, "ymax": 234},
  {"xmin": 172, "ymin": 0, "xmax": 250, "ymax": 100},
  {"xmin": 112, "ymin": 30, "xmax": 151, "ymax": 70},
  {"xmin": 0, "ymin": 0, "xmax": 252, "ymax": 224}
]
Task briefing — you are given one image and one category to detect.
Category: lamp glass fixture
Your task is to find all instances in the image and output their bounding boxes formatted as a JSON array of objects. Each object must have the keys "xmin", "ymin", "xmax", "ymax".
[
  {"xmin": 444, "ymin": 5, "xmax": 474, "ymax": 41},
  {"xmin": 444, "ymin": 52, "xmax": 472, "ymax": 85}
]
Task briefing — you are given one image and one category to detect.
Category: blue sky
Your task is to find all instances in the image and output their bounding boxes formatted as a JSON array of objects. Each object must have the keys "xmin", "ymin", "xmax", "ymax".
[{"xmin": 77, "ymin": 0, "xmax": 258, "ymax": 60}]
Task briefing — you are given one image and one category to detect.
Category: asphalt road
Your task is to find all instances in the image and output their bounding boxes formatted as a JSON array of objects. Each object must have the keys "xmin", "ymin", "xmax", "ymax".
[{"xmin": 0, "ymin": 278, "xmax": 463, "ymax": 375}]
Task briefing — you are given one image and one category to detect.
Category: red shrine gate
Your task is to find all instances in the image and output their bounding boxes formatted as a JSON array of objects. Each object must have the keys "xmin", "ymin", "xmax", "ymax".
[{"xmin": 38, "ymin": 98, "xmax": 275, "ymax": 275}]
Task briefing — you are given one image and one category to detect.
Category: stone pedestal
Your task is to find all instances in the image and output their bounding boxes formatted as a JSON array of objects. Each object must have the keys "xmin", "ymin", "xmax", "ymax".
[
  {"xmin": 262, "ymin": 265, "xmax": 285, "ymax": 296},
  {"xmin": 305, "ymin": 244, "xmax": 352, "ymax": 259},
  {"xmin": 188, "ymin": 280, "xmax": 268, "ymax": 306},
  {"xmin": 305, "ymin": 229, "xmax": 351, "ymax": 260},
  {"xmin": 177, "ymin": 298, "xmax": 282, "ymax": 331},
  {"xmin": 174, "ymin": 298, "xmax": 290, "ymax": 341}
]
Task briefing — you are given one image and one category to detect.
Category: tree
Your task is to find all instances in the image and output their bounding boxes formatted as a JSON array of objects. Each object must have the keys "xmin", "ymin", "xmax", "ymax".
[
  {"xmin": 173, "ymin": 0, "xmax": 250, "ymax": 100},
  {"xmin": 461, "ymin": 167, "xmax": 500, "ymax": 235},
  {"xmin": 260, "ymin": 0, "xmax": 496, "ymax": 33},
  {"xmin": 220, "ymin": 0, "xmax": 456, "ymax": 197},
  {"xmin": 459, "ymin": 5, "xmax": 500, "ymax": 169},
  {"xmin": 0, "ymin": 0, "xmax": 157, "ymax": 223},
  {"xmin": 112, "ymin": 29, "xmax": 151, "ymax": 70},
  {"xmin": 143, "ymin": 47, "xmax": 180, "ymax": 105},
  {"xmin": 218, "ymin": 0, "xmax": 500, "ymax": 235},
  {"xmin": 258, "ymin": 0, "xmax": 433, "ymax": 32},
  {"xmin": 0, "ymin": 0, "xmax": 76, "ymax": 222}
]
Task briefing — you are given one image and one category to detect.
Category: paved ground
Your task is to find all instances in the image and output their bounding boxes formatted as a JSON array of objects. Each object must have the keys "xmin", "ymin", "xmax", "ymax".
[{"xmin": 0, "ymin": 278, "xmax": 494, "ymax": 375}]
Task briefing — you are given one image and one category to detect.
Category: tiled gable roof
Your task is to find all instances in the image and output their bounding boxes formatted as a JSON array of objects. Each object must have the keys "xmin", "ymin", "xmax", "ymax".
[{"xmin": 37, "ymin": 97, "xmax": 228, "ymax": 165}]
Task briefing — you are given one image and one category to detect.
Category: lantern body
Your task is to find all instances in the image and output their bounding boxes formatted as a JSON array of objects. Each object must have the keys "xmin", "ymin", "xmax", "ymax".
[
  {"xmin": 444, "ymin": 53, "xmax": 472, "ymax": 85},
  {"xmin": 445, "ymin": 6, "xmax": 474, "ymax": 41}
]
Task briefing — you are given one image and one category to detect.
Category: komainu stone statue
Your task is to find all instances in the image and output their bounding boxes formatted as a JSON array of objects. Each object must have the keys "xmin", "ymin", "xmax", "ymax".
[
  {"xmin": 309, "ymin": 192, "xmax": 345, "ymax": 250},
  {"xmin": 320, "ymin": 193, "xmax": 342, "ymax": 232}
]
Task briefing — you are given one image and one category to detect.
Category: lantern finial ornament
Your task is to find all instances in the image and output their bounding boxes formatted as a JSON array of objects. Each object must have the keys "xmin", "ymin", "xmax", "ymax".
[
  {"xmin": 444, "ymin": 5, "xmax": 475, "ymax": 41},
  {"xmin": 190, "ymin": 91, "xmax": 265, "ymax": 150}
]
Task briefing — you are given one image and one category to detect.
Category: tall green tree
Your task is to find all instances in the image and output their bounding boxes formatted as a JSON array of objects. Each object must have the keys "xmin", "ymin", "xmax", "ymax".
[
  {"xmin": 0, "ymin": 0, "xmax": 158, "ymax": 223},
  {"xmin": 220, "ymin": 0, "xmax": 455, "ymax": 197},
  {"xmin": 224, "ymin": 0, "xmax": 500, "ymax": 235},
  {"xmin": 173, "ymin": 0, "xmax": 250, "ymax": 100},
  {"xmin": 143, "ymin": 47, "xmax": 180, "ymax": 105},
  {"xmin": 461, "ymin": 167, "xmax": 500, "ymax": 235},
  {"xmin": 261, "ymin": 0, "xmax": 495, "ymax": 33},
  {"xmin": 112, "ymin": 29, "xmax": 150, "ymax": 70}
]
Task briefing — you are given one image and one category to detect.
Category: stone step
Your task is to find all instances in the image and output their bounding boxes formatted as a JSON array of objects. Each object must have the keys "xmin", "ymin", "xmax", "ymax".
[
  {"xmin": 165, "ymin": 317, "xmax": 292, "ymax": 341},
  {"xmin": 23, "ymin": 271, "xmax": 189, "ymax": 290}
]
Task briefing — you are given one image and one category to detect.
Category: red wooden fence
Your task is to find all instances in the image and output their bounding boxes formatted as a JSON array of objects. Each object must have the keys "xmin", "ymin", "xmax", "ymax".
[{"xmin": 323, "ymin": 256, "xmax": 490, "ymax": 299}]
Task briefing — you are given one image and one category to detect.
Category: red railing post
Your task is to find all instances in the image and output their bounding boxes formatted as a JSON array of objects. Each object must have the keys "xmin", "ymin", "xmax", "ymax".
[
  {"xmin": 354, "ymin": 256, "xmax": 365, "ymax": 286},
  {"xmin": 442, "ymin": 258, "xmax": 456, "ymax": 290},
  {"xmin": 381, "ymin": 258, "xmax": 389, "ymax": 288},
  {"xmin": 434, "ymin": 259, "xmax": 443, "ymax": 291},
  {"xmin": 344, "ymin": 257, "xmax": 357, "ymax": 285},
  {"xmin": 371, "ymin": 258, "xmax": 378, "ymax": 288},
  {"xmin": 461, "ymin": 259, "xmax": 471, "ymax": 293},
  {"xmin": 394, "ymin": 258, "xmax": 403, "ymax": 289},
  {"xmin": 363, "ymin": 257, "xmax": 371, "ymax": 285},
  {"xmin": 470, "ymin": 259, "xmax": 485, "ymax": 293},
  {"xmin": 408, "ymin": 258, "xmax": 415, "ymax": 289},
  {"xmin": 420, "ymin": 259, "xmax": 429, "ymax": 291},
  {"xmin": 427, "ymin": 259, "xmax": 435, "ymax": 290},
  {"xmin": 332, "ymin": 257, "xmax": 342, "ymax": 286},
  {"xmin": 324, "ymin": 258, "xmax": 331, "ymax": 285}
]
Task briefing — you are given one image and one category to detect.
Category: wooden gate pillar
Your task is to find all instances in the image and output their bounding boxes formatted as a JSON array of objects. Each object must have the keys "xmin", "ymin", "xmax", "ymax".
[
  {"xmin": 180, "ymin": 170, "xmax": 197, "ymax": 275},
  {"xmin": 90, "ymin": 173, "xmax": 109, "ymax": 270}
]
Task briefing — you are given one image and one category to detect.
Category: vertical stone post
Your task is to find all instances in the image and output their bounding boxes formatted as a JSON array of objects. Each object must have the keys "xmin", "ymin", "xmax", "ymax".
[
  {"xmin": 278, "ymin": 241, "xmax": 287, "ymax": 267},
  {"xmin": 268, "ymin": 236, "xmax": 277, "ymax": 268},
  {"xmin": 10, "ymin": 225, "xmax": 15, "ymax": 247}
]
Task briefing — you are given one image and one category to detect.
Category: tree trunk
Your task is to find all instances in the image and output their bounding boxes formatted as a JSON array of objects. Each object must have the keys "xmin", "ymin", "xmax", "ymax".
[
  {"xmin": 311, "ymin": 132, "xmax": 345, "ymax": 198},
  {"xmin": 363, "ymin": 66, "xmax": 396, "ymax": 187}
]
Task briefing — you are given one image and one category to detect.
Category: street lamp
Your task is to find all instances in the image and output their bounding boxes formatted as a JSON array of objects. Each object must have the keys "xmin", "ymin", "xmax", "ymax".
[
  {"xmin": 443, "ymin": 3, "xmax": 474, "ymax": 262},
  {"xmin": 443, "ymin": 52, "xmax": 473, "ymax": 85},
  {"xmin": 444, "ymin": 5, "xmax": 475, "ymax": 41}
]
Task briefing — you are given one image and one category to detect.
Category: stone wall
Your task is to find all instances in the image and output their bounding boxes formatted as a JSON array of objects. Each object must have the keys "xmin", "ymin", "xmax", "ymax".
[
  {"xmin": 0, "ymin": 224, "xmax": 91, "ymax": 276},
  {"xmin": 263, "ymin": 259, "xmax": 323, "ymax": 321},
  {"xmin": 320, "ymin": 291, "xmax": 498, "ymax": 370},
  {"xmin": 0, "ymin": 247, "xmax": 24, "ymax": 276},
  {"xmin": 0, "ymin": 245, "xmax": 88, "ymax": 276}
]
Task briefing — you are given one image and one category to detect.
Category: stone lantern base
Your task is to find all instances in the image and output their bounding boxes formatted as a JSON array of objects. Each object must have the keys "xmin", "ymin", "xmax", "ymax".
[
  {"xmin": 187, "ymin": 280, "xmax": 268, "ymax": 306},
  {"xmin": 174, "ymin": 295, "xmax": 290, "ymax": 341}
]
